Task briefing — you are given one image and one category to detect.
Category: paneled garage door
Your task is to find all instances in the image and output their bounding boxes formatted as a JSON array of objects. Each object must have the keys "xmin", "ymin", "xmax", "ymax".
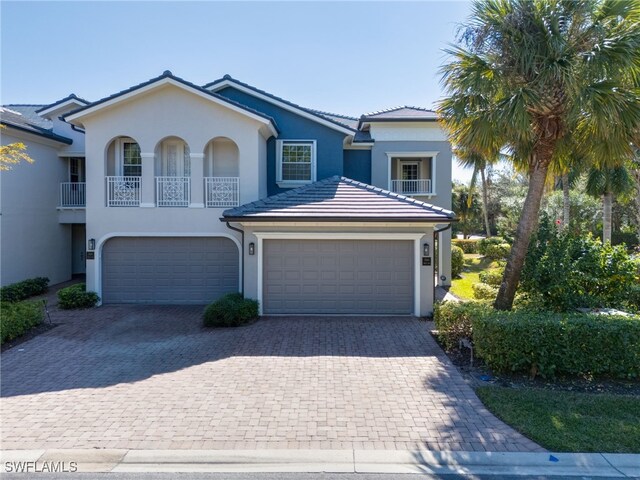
[
  {"xmin": 263, "ymin": 239, "xmax": 414, "ymax": 314},
  {"xmin": 102, "ymin": 237, "xmax": 239, "ymax": 304}
]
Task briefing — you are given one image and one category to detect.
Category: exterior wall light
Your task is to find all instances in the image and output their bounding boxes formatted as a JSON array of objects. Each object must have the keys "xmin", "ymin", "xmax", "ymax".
[
  {"xmin": 88, "ymin": 238, "xmax": 96, "ymax": 251},
  {"xmin": 248, "ymin": 242, "xmax": 255, "ymax": 255},
  {"xmin": 423, "ymin": 243, "xmax": 430, "ymax": 257}
]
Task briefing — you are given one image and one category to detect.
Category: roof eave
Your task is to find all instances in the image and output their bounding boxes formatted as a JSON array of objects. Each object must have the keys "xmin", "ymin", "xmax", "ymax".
[
  {"xmin": 1, "ymin": 121, "xmax": 73, "ymax": 145},
  {"xmin": 221, "ymin": 216, "xmax": 455, "ymax": 223}
]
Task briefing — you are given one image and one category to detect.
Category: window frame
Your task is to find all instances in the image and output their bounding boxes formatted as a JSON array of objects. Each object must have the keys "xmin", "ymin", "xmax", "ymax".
[
  {"xmin": 276, "ymin": 139, "xmax": 317, "ymax": 187},
  {"xmin": 115, "ymin": 139, "xmax": 142, "ymax": 177}
]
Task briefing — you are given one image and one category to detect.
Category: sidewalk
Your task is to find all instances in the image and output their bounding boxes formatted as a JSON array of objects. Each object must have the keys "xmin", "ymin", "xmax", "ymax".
[{"xmin": 2, "ymin": 449, "xmax": 638, "ymax": 476}]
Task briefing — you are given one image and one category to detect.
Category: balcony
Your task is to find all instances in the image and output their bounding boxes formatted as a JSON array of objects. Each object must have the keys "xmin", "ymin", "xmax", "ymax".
[
  {"xmin": 59, "ymin": 182, "xmax": 86, "ymax": 208},
  {"xmin": 156, "ymin": 176, "xmax": 190, "ymax": 207},
  {"xmin": 106, "ymin": 176, "xmax": 141, "ymax": 207},
  {"xmin": 391, "ymin": 179, "xmax": 433, "ymax": 196},
  {"xmin": 205, "ymin": 177, "xmax": 239, "ymax": 207}
]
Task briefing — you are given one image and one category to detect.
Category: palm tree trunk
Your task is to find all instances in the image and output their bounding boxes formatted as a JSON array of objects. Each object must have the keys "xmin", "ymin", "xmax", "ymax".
[
  {"xmin": 562, "ymin": 173, "xmax": 570, "ymax": 229},
  {"xmin": 633, "ymin": 168, "xmax": 640, "ymax": 231},
  {"xmin": 603, "ymin": 191, "xmax": 612, "ymax": 243},
  {"xmin": 494, "ymin": 160, "xmax": 549, "ymax": 310},
  {"xmin": 481, "ymin": 167, "xmax": 492, "ymax": 237}
]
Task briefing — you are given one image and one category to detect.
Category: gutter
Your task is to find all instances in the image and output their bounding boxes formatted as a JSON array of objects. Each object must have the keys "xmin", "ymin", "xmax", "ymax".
[{"xmin": 225, "ymin": 222, "xmax": 245, "ymax": 295}]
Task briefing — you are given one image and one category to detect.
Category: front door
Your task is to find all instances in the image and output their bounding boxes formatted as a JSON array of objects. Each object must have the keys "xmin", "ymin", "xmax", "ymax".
[
  {"xmin": 71, "ymin": 224, "xmax": 86, "ymax": 275},
  {"xmin": 69, "ymin": 157, "xmax": 85, "ymax": 183}
]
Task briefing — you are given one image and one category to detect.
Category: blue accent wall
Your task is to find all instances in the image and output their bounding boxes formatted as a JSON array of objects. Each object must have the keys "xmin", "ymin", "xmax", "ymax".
[
  {"xmin": 343, "ymin": 150, "xmax": 372, "ymax": 184},
  {"xmin": 217, "ymin": 86, "xmax": 348, "ymax": 196}
]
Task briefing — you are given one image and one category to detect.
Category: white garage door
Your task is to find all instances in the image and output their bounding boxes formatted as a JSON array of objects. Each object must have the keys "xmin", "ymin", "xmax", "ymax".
[
  {"xmin": 102, "ymin": 237, "xmax": 239, "ymax": 304},
  {"xmin": 263, "ymin": 239, "xmax": 413, "ymax": 314}
]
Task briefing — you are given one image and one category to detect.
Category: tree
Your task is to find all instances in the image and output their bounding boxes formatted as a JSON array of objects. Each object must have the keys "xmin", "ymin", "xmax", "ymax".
[
  {"xmin": 455, "ymin": 146, "xmax": 496, "ymax": 237},
  {"xmin": 0, "ymin": 125, "xmax": 33, "ymax": 171},
  {"xmin": 585, "ymin": 164, "xmax": 636, "ymax": 243},
  {"xmin": 452, "ymin": 182, "xmax": 484, "ymax": 238},
  {"xmin": 438, "ymin": 0, "xmax": 640, "ymax": 310}
]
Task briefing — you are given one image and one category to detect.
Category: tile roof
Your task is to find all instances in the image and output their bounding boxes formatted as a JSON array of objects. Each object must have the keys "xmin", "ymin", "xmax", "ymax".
[
  {"xmin": 205, "ymin": 75, "xmax": 357, "ymax": 133},
  {"xmin": 1, "ymin": 106, "xmax": 72, "ymax": 144},
  {"xmin": 358, "ymin": 106, "xmax": 438, "ymax": 129},
  {"xmin": 63, "ymin": 71, "xmax": 280, "ymax": 133},
  {"xmin": 36, "ymin": 94, "xmax": 90, "ymax": 113},
  {"xmin": 222, "ymin": 176, "xmax": 455, "ymax": 222}
]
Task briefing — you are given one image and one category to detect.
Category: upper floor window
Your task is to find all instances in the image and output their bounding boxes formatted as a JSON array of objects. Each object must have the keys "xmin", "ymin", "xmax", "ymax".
[
  {"xmin": 276, "ymin": 140, "xmax": 316, "ymax": 187},
  {"xmin": 118, "ymin": 140, "xmax": 142, "ymax": 177}
]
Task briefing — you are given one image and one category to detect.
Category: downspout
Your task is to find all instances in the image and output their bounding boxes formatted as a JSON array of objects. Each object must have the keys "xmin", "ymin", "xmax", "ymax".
[
  {"xmin": 433, "ymin": 223, "xmax": 453, "ymax": 304},
  {"xmin": 225, "ymin": 222, "xmax": 244, "ymax": 295}
]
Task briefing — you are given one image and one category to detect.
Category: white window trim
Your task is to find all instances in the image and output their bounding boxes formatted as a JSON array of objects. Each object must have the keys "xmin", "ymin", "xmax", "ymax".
[
  {"xmin": 276, "ymin": 139, "xmax": 317, "ymax": 188},
  {"xmin": 386, "ymin": 151, "xmax": 438, "ymax": 197},
  {"xmin": 115, "ymin": 138, "xmax": 142, "ymax": 177}
]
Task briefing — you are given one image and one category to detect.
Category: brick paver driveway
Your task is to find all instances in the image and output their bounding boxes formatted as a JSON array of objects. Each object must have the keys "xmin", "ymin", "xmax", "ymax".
[{"xmin": 1, "ymin": 306, "xmax": 541, "ymax": 452}]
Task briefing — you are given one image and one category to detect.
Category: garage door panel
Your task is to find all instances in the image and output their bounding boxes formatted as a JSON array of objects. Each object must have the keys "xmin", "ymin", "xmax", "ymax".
[
  {"xmin": 103, "ymin": 237, "xmax": 239, "ymax": 304},
  {"xmin": 263, "ymin": 239, "xmax": 413, "ymax": 315}
]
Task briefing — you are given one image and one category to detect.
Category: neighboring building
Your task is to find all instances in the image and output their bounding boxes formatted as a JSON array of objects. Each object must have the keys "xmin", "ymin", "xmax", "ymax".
[{"xmin": 1, "ymin": 71, "xmax": 454, "ymax": 316}]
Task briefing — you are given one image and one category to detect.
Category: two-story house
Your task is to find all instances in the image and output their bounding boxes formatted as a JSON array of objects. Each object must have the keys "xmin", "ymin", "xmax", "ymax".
[{"xmin": 1, "ymin": 71, "xmax": 454, "ymax": 316}]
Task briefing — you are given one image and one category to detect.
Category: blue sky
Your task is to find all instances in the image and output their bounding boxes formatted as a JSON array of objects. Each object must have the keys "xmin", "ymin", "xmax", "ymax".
[{"xmin": 1, "ymin": 0, "xmax": 472, "ymax": 180}]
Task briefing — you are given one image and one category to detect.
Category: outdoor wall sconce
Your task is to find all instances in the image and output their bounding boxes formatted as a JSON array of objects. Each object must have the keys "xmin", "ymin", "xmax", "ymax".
[
  {"xmin": 248, "ymin": 242, "xmax": 255, "ymax": 255},
  {"xmin": 423, "ymin": 243, "xmax": 430, "ymax": 257},
  {"xmin": 88, "ymin": 238, "xmax": 96, "ymax": 251}
]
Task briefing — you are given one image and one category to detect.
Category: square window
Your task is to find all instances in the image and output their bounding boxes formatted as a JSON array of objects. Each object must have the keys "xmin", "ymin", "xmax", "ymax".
[{"xmin": 278, "ymin": 141, "xmax": 315, "ymax": 184}]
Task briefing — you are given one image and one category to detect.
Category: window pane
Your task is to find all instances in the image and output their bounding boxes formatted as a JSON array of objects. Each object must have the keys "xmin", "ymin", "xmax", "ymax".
[
  {"xmin": 123, "ymin": 142, "xmax": 142, "ymax": 176},
  {"xmin": 281, "ymin": 142, "xmax": 313, "ymax": 181}
]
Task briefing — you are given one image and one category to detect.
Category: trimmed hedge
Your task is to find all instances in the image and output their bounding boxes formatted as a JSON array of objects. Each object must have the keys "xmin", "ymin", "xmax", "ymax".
[
  {"xmin": 433, "ymin": 301, "xmax": 490, "ymax": 350},
  {"xmin": 478, "ymin": 270, "xmax": 503, "ymax": 287},
  {"xmin": 452, "ymin": 239, "xmax": 479, "ymax": 254},
  {"xmin": 477, "ymin": 237, "xmax": 507, "ymax": 256},
  {"xmin": 474, "ymin": 311, "xmax": 640, "ymax": 379},
  {"xmin": 1, "ymin": 301, "xmax": 44, "ymax": 344},
  {"xmin": 1, "ymin": 277, "xmax": 49, "ymax": 303},
  {"xmin": 57, "ymin": 283, "xmax": 100, "ymax": 309},
  {"xmin": 203, "ymin": 293, "xmax": 259, "ymax": 328},
  {"xmin": 484, "ymin": 243, "xmax": 511, "ymax": 260},
  {"xmin": 472, "ymin": 282, "xmax": 498, "ymax": 300},
  {"xmin": 451, "ymin": 246, "xmax": 465, "ymax": 278}
]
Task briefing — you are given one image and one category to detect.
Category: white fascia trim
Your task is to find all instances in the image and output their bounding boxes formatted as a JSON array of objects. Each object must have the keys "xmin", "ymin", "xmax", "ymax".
[
  {"xmin": 240, "ymin": 222, "xmax": 443, "ymax": 227},
  {"xmin": 66, "ymin": 78, "xmax": 278, "ymax": 137},
  {"xmin": 254, "ymin": 232, "xmax": 424, "ymax": 316},
  {"xmin": 209, "ymin": 80, "xmax": 355, "ymax": 136},
  {"xmin": 38, "ymin": 98, "xmax": 89, "ymax": 118},
  {"xmin": 93, "ymin": 232, "xmax": 243, "ymax": 306}
]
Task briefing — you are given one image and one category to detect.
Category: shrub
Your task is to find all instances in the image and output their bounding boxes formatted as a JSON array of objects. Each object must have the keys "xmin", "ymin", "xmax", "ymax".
[
  {"xmin": 628, "ymin": 285, "xmax": 640, "ymax": 313},
  {"xmin": 1, "ymin": 301, "xmax": 44, "ymax": 344},
  {"xmin": 478, "ymin": 270, "xmax": 503, "ymax": 287},
  {"xmin": 57, "ymin": 283, "xmax": 100, "ymax": 309},
  {"xmin": 452, "ymin": 239, "xmax": 479, "ymax": 254},
  {"xmin": 473, "ymin": 311, "xmax": 640, "ymax": 379},
  {"xmin": 484, "ymin": 243, "xmax": 511, "ymax": 260},
  {"xmin": 0, "ymin": 277, "xmax": 49, "ymax": 303},
  {"xmin": 477, "ymin": 237, "xmax": 507, "ymax": 256},
  {"xmin": 433, "ymin": 301, "xmax": 491, "ymax": 350},
  {"xmin": 521, "ymin": 216, "xmax": 638, "ymax": 311},
  {"xmin": 473, "ymin": 282, "xmax": 498, "ymax": 300},
  {"xmin": 451, "ymin": 246, "xmax": 465, "ymax": 278},
  {"xmin": 203, "ymin": 293, "xmax": 259, "ymax": 328}
]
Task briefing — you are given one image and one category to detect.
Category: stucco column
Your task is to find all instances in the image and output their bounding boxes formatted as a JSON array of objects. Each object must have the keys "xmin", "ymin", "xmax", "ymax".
[
  {"xmin": 438, "ymin": 228, "xmax": 452, "ymax": 287},
  {"xmin": 190, "ymin": 153, "xmax": 205, "ymax": 208},
  {"xmin": 140, "ymin": 152, "xmax": 155, "ymax": 208}
]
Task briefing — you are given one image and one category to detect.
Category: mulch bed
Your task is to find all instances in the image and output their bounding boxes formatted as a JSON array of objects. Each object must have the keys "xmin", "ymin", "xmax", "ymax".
[{"xmin": 431, "ymin": 330, "xmax": 640, "ymax": 396}]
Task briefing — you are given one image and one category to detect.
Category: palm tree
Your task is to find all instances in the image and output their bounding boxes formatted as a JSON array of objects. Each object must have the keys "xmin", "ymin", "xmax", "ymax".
[
  {"xmin": 455, "ymin": 146, "xmax": 496, "ymax": 237},
  {"xmin": 585, "ymin": 164, "xmax": 636, "ymax": 243},
  {"xmin": 438, "ymin": 0, "xmax": 640, "ymax": 310}
]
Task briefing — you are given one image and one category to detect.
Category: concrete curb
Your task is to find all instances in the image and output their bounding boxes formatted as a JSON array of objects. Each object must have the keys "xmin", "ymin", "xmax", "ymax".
[{"xmin": 1, "ymin": 449, "xmax": 638, "ymax": 476}]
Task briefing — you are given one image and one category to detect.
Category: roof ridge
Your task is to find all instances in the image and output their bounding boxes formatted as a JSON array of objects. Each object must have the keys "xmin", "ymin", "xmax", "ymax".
[
  {"xmin": 306, "ymin": 108, "xmax": 358, "ymax": 120},
  {"xmin": 203, "ymin": 74, "xmax": 357, "ymax": 132},
  {"xmin": 36, "ymin": 93, "xmax": 91, "ymax": 113},
  {"xmin": 361, "ymin": 105, "xmax": 436, "ymax": 117}
]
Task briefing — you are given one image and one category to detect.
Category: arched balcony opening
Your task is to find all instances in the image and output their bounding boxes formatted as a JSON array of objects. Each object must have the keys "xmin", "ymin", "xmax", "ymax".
[
  {"xmin": 154, "ymin": 136, "xmax": 191, "ymax": 207},
  {"xmin": 105, "ymin": 136, "xmax": 142, "ymax": 207},
  {"xmin": 204, "ymin": 137, "xmax": 240, "ymax": 208}
]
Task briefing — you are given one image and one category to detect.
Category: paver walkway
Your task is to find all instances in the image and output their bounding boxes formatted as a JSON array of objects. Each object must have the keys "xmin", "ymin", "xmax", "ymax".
[{"xmin": 1, "ymin": 306, "xmax": 541, "ymax": 452}]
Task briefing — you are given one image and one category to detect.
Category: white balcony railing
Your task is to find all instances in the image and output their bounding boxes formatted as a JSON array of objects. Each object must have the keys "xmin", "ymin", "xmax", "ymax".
[
  {"xmin": 205, "ymin": 177, "xmax": 239, "ymax": 207},
  {"xmin": 59, "ymin": 182, "xmax": 86, "ymax": 207},
  {"xmin": 156, "ymin": 176, "xmax": 190, "ymax": 207},
  {"xmin": 106, "ymin": 176, "xmax": 141, "ymax": 207},
  {"xmin": 391, "ymin": 179, "xmax": 433, "ymax": 196}
]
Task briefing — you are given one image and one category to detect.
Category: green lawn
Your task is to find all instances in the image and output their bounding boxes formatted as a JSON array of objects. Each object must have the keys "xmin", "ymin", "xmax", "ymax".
[
  {"xmin": 476, "ymin": 386, "xmax": 640, "ymax": 453},
  {"xmin": 450, "ymin": 254, "xmax": 501, "ymax": 300}
]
